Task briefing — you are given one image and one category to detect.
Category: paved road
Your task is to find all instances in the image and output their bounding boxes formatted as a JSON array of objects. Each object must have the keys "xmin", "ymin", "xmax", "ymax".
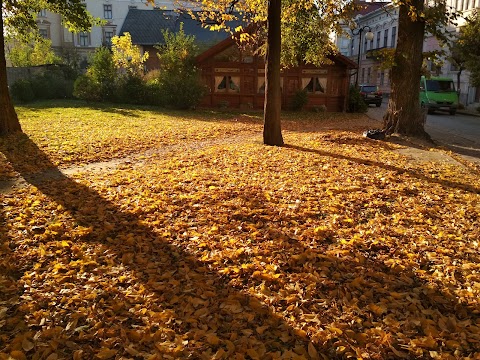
[{"xmin": 367, "ymin": 102, "xmax": 480, "ymax": 162}]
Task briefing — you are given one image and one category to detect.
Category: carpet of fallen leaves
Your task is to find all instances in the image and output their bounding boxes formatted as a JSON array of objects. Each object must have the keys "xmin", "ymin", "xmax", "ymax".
[{"xmin": 1, "ymin": 101, "xmax": 480, "ymax": 360}]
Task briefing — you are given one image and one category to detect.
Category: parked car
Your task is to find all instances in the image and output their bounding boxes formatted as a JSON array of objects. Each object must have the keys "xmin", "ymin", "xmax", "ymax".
[
  {"xmin": 419, "ymin": 76, "xmax": 458, "ymax": 115},
  {"xmin": 359, "ymin": 84, "xmax": 383, "ymax": 107}
]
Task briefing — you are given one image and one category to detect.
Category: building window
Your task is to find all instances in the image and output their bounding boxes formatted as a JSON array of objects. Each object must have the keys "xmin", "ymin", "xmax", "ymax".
[
  {"xmin": 79, "ymin": 32, "xmax": 90, "ymax": 46},
  {"xmin": 104, "ymin": 4, "xmax": 113, "ymax": 19},
  {"xmin": 361, "ymin": 68, "xmax": 365, "ymax": 83},
  {"xmin": 302, "ymin": 77, "xmax": 326, "ymax": 94},
  {"xmin": 367, "ymin": 68, "xmax": 371, "ymax": 83},
  {"xmin": 38, "ymin": 9, "xmax": 47, "ymax": 17},
  {"xmin": 215, "ymin": 76, "xmax": 240, "ymax": 92},
  {"xmin": 39, "ymin": 28, "xmax": 48, "ymax": 38},
  {"xmin": 391, "ymin": 27, "xmax": 397, "ymax": 47},
  {"xmin": 380, "ymin": 71, "xmax": 385, "ymax": 85},
  {"xmin": 376, "ymin": 31, "xmax": 381, "ymax": 48},
  {"xmin": 104, "ymin": 30, "xmax": 114, "ymax": 46},
  {"xmin": 384, "ymin": 29, "xmax": 389, "ymax": 47}
]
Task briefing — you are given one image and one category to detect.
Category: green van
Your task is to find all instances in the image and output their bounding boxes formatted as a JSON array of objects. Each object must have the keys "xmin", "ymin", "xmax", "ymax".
[{"xmin": 420, "ymin": 76, "xmax": 459, "ymax": 115}]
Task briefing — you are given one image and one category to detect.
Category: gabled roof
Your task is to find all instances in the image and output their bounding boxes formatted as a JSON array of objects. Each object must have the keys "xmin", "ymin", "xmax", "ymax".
[
  {"xmin": 119, "ymin": 9, "xmax": 177, "ymax": 46},
  {"xmin": 120, "ymin": 9, "xmax": 243, "ymax": 46},
  {"xmin": 196, "ymin": 33, "xmax": 358, "ymax": 69}
]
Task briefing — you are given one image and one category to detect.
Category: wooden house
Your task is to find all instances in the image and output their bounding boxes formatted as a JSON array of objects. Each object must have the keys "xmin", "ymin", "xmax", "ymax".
[
  {"xmin": 121, "ymin": 9, "xmax": 357, "ymax": 111},
  {"xmin": 196, "ymin": 37, "xmax": 357, "ymax": 112}
]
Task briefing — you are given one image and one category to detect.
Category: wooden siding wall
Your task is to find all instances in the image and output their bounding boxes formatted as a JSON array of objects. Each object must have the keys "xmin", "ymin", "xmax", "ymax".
[{"xmin": 198, "ymin": 59, "xmax": 350, "ymax": 112}]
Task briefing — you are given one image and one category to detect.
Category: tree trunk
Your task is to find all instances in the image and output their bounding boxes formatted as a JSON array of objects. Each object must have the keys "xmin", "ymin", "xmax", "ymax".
[
  {"xmin": 383, "ymin": 0, "xmax": 428, "ymax": 138},
  {"xmin": 263, "ymin": 0, "xmax": 283, "ymax": 146},
  {"xmin": 0, "ymin": 4, "xmax": 22, "ymax": 137}
]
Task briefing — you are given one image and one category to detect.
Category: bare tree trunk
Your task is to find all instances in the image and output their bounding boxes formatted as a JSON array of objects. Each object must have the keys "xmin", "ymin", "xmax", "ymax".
[
  {"xmin": 263, "ymin": 0, "xmax": 283, "ymax": 146},
  {"xmin": 383, "ymin": 0, "xmax": 428, "ymax": 138},
  {"xmin": 0, "ymin": 4, "xmax": 22, "ymax": 136}
]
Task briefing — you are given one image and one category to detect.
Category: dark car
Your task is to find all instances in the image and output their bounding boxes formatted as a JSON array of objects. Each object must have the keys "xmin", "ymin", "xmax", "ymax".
[{"xmin": 359, "ymin": 84, "xmax": 382, "ymax": 107}]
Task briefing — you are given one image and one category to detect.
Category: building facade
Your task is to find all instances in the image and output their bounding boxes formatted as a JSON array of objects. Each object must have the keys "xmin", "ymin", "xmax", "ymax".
[
  {"xmin": 335, "ymin": 0, "xmax": 479, "ymax": 106},
  {"xmin": 35, "ymin": 0, "xmax": 180, "ymax": 67}
]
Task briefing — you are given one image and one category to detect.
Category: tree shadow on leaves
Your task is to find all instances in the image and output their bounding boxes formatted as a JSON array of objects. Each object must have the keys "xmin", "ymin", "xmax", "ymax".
[
  {"xmin": 285, "ymin": 144, "xmax": 480, "ymax": 195},
  {"xmin": 0, "ymin": 134, "xmax": 315, "ymax": 359}
]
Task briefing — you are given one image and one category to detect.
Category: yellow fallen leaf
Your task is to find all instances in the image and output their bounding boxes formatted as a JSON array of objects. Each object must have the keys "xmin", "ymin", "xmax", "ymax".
[
  {"xmin": 308, "ymin": 342, "xmax": 319, "ymax": 360},
  {"xmin": 95, "ymin": 348, "xmax": 117, "ymax": 359},
  {"xmin": 21, "ymin": 338, "xmax": 34, "ymax": 352},
  {"xmin": 10, "ymin": 350, "xmax": 27, "ymax": 360},
  {"xmin": 206, "ymin": 333, "xmax": 220, "ymax": 346}
]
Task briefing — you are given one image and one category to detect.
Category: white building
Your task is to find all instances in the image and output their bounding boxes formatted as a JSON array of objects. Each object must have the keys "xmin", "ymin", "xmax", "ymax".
[
  {"xmin": 35, "ymin": 0, "xmax": 180, "ymax": 66},
  {"xmin": 335, "ymin": 0, "xmax": 479, "ymax": 105}
]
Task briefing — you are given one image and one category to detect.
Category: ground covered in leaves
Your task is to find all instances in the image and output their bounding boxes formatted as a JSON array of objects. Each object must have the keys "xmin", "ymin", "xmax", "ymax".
[{"xmin": 1, "ymin": 101, "xmax": 479, "ymax": 360}]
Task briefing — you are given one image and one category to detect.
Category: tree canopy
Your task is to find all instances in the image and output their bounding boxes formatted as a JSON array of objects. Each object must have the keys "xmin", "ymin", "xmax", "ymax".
[{"xmin": 456, "ymin": 10, "xmax": 480, "ymax": 87}]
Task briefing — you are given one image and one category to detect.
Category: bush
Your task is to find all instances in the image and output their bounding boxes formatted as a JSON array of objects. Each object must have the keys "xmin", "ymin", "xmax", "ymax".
[
  {"xmin": 347, "ymin": 85, "xmax": 368, "ymax": 113},
  {"xmin": 31, "ymin": 71, "xmax": 74, "ymax": 100},
  {"xmin": 115, "ymin": 74, "xmax": 147, "ymax": 105},
  {"xmin": 11, "ymin": 79, "xmax": 35, "ymax": 103},
  {"xmin": 159, "ymin": 73, "xmax": 206, "ymax": 110},
  {"xmin": 73, "ymin": 75, "xmax": 102, "ymax": 102}
]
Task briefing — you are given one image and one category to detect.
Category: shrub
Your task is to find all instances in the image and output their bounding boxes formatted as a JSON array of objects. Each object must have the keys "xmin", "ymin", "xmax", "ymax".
[
  {"xmin": 159, "ymin": 73, "xmax": 206, "ymax": 110},
  {"xmin": 155, "ymin": 24, "xmax": 206, "ymax": 109},
  {"xmin": 11, "ymin": 79, "xmax": 35, "ymax": 103},
  {"xmin": 115, "ymin": 74, "xmax": 147, "ymax": 105},
  {"xmin": 347, "ymin": 84, "xmax": 368, "ymax": 113},
  {"xmin": 290, "ymin": 90, "xmax": 308, "ymax": 111},
  {"xmin": 31, "ymin": 71, "xmax": 73, "ymax": 100},
  {"xmin": 73, "ymin": 75, "xmax": 102, "ymax": 102}
]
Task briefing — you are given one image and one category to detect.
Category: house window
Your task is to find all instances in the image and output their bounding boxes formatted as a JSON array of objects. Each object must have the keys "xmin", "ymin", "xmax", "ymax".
[
  {"xmin": 376, "ymin": 31, "xmax": 381, "ymax": 48},
  {"xmin": 104, "ymin": 4, "xmax": 113, "ymax": 19},
  {"xmin": 391, "ymin": 27, "xmax": 397, "ymax": 47},
  {"xmin": 38, "ymin": 9, "xmax": 47, "ymax": 17},
  {"xmin": 79, "ymin": 32, "xmax": 90, "ymax": 46},
  {"xmin": 302, "ymin": 77, "xmax": 326, "ymax": 94},
  {"xmin": 39, "ymin": 28, "xmax": 48, "ymax": 39},
  {"xmin": 367, "ymin": 68, "xmax": 371, "ymax": 83},
  {"xmin": 215, "ymin": 76, "xmax": 240, "ymax": 92},
  {"xmin": 384, "ymin": 29, "xmax": 389, "ymax": 47},
  {"xmin": 104, "ymin": 30, "xmax": 114, "ymax": 46},
  {"xmin": 380, "ymin": 71, "xmax": 385, "ymax": 85},
  {"xmin": 361, "ymin": 68, "xmax": 365, "ymax": 83}
]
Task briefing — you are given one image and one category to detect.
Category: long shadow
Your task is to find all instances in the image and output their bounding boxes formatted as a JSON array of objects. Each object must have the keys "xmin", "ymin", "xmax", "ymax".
[
  {"xmin": 0, "ymin": 134, "xmax": 313, "ymax": 359},
  {"xmin": 2, "ymin": 135, "xmax": 479, "ymax": 358},
  {"xmin": 285, "ymin": 144, "xmax": 480, "ymax": 194}
]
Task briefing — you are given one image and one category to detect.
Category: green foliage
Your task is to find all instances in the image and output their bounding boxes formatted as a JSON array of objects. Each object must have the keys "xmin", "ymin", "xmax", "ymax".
[
  {"xmin": 289, "ymin": 90, "xmax": 308, "ymax": 111},
  {"xmin": 6, "ymin": 37, "xmax": 60, "ymax": 67},
  {"xmin": 347, "ymin": 85, "xmax": 367, "ymax": 113},
  {"xmin": 457, "ymin": 10, "xmax": 480, "ymax": 87},
  {"xmin": 155, "ymin": 24, "xmax": 206, "ymax": 109},
  {"xmin": 30, "ymin": 71, "xmax": 74, "ymax": 99},
  {"xmin": 116, "ymin": 75, "xmax": 147, "ymax": 105},
  {"xmin": 73, "ymin": 75, "xmax": 102, "ymax": 102},
  {"xmin": 10, "ymin": 79, "xmax": 35, "ymax": 103},
  {"xmin": 11, "ymin": 70, "xmax": 74, "ymax": 103},
  {"xmin": 73, "ymin": 47, "xmax": 116, "ymax": 102}
]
